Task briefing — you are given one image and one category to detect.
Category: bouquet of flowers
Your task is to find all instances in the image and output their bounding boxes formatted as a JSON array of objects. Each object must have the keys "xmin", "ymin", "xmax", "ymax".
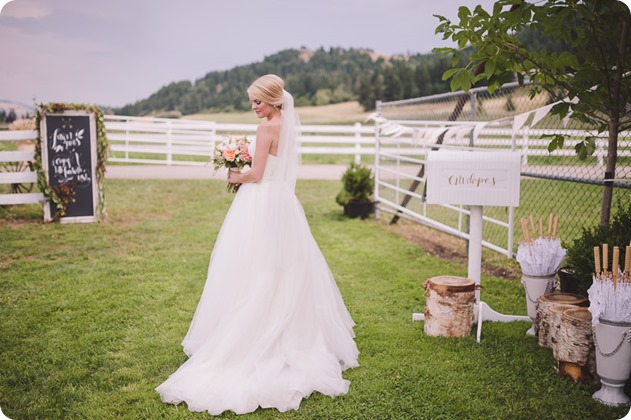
[{"xmin": 211, "ymin": 136, "xmax": 252, "ymax": 192}]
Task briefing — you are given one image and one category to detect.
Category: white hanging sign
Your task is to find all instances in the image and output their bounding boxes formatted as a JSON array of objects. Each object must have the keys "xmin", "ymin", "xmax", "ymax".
[{"xmin": 426, "ymin": 150, "xmax": 521, "ymax": 207}]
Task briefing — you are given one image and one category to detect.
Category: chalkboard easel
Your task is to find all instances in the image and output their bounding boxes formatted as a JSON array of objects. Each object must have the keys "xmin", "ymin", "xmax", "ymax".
[{"xmin": 40, "ymin": 111, "xmax": 98, "ymax": 223}]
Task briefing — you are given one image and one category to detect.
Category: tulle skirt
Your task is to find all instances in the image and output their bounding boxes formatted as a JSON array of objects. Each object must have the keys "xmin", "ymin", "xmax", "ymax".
[{"xmin": 155, "ymin": 180, "xmax": 359, "ymax": 415}]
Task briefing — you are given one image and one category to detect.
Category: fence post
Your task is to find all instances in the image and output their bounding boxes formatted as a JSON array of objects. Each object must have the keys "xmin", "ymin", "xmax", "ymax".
[
  {"xmin": 210, "ymin": 122, "xmax": 217, "ymax": 161},
  {"xmin": 522, "ymin": 126, "xmax": 530, "ymax": 166},
  {"xmin": 354, "ymin": 122, "xmax": 361, "ymax": 164},
  {"xmin": 597, "ymin": 137, "xmax": 604, "ymax": 167},
  {"xmin": 124, "ymin": 117, "xmax": 130, "ymax": 162},
  {"xmin": 166, "ymin": 120, "xmax": 173, "ymax": 166},
  {"xmin": 373, "ymin": 100, "xmax": 382, "ymax": 220}
]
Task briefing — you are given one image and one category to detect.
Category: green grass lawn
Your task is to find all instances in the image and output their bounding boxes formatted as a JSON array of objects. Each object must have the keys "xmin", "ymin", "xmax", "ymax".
[{"xmin": 1, "ymin": 180, "xmax": 629, "ymax": 419}]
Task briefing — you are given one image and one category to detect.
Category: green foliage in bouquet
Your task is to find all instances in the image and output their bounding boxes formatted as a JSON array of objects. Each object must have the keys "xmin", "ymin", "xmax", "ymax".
[
  {"xmin": 335, "ymin": 162, "xmax": 374, "ymax": 206},
  {"xmin": 565, "ymin": 201, "xmax": 631, "ymax": 297}
]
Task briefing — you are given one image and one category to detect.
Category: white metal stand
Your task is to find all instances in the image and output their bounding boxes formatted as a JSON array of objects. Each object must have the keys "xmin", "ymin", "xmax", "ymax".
[{"xmin": 413, "ymin": 205, "xmax": 529, "ymax": 342}]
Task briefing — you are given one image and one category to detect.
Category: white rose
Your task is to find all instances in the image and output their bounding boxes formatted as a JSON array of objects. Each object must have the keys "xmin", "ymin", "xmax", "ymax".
[{"xmin": 241, "ymin": 164, "xmax": 252, "ymax": 173}]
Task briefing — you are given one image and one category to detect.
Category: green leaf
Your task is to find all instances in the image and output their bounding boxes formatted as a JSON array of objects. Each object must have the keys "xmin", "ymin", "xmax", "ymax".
[
  {"xmin": 442, "ymin": 68, "xmax": 460, "ymax": 81},
  {"xmin": 543, "ymin": 134, "xmax": 565, "ymax": 152},
  {"xmin": 458, "ymin": 6, "xmax": 471, "ymax": 22},
  {"xmin": 559, "ymin": 51, "xmax": 579, "ymax": 69},
  {"xmin": 551, "ymin": 102, "xmax": 570, "ymax": 119},
  {"xmin": 483, "ymin": 60, "xmax": 496, "ymax": 79},
  {"xmin": 574, "ymin": 137, "xmax": 596, "ymax": 161},
  {"xmin": 487, "ymin": 79, "xmax": 501, "ymax": 94}
]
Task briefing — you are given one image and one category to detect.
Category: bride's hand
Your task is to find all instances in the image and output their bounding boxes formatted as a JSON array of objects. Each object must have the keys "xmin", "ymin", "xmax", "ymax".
[{"xmin": 228, "ymin": 168, "xmax": 240, "ymax": 183}]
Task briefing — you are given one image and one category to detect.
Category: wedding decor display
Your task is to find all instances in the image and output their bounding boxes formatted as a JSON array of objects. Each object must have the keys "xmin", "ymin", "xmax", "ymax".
[
  {"xmin": 210, "ymin": 136, "xmax": 252, "ymax": 193},
  {"xmin": 588, "ymin": 242, "xmax": 631, "ymax": 406},
  {"xmin": 34, "ymin": 103, "xmax": 109, "ymax": 222},
  {"xmin": 517, "ymin": 214, "xmax": 566, "ymax": 335}
]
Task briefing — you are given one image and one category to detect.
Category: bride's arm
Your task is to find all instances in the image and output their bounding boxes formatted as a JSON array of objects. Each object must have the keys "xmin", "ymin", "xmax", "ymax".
[{"xmin": 228, "ymin": 124, "xmax": 274, "ymax": 184}]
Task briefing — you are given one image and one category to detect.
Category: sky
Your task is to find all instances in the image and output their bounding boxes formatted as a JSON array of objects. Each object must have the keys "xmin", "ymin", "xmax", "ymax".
[{"xmin": 0, "ymin": 0, "xmax": 498, "ymax": 109}]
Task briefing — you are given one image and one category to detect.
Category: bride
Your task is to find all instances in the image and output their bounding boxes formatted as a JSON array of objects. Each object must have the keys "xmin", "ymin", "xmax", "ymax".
[{"xmin": 156, "ymin": 74, "xmax": 359, "ymax": 415}]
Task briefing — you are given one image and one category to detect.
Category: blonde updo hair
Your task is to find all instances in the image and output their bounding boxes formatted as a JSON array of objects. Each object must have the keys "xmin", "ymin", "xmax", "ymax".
[{"xmin": 247, "ymin": 74, "xmax": 285, "ymax": 109}]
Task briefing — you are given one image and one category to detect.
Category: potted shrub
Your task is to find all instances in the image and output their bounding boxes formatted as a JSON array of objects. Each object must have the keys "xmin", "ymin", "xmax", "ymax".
[
  {"xmin": 335, "ymin": 162, "xmax": 375, "ymax": 219},
  {"xmin": 564, "ymin": 201, "xmax": 631, "ymax": 297}
]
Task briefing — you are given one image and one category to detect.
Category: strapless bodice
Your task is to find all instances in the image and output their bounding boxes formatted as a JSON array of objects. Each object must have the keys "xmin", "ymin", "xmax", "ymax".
[{"xmin": 248, "ymin": 140, "xmax": 277, "ymax": 183}]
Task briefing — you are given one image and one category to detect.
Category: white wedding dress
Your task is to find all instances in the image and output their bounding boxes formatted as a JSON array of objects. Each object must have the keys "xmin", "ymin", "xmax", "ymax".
[{"xmin": 156, "ymin": 109, "xmax": 359, "ymax": 415}]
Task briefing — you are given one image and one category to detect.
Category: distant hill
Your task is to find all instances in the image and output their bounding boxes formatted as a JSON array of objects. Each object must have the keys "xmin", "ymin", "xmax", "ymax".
[
  {"xmin": 0, "ymin": 100, "xmax": 35, "ymax": 120},
  {"xmin": 116, "ymin": 31, "xmax": 571, "ymax": 117},
  {"xmin": 115, "ymin": 47, "xmax": 462, "ymax": 116}
]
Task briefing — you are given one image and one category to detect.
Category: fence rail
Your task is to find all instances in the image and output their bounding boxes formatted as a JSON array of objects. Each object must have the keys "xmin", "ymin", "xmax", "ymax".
[{"xmin": 0, "ymin": 130, "xmax": 43, "ymax": 206}]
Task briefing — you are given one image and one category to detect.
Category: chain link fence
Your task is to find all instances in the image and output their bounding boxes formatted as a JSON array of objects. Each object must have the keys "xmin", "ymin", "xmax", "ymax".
[{"xmin": 376, "ymin": 81, "xmax": 631, "ymax": 252}]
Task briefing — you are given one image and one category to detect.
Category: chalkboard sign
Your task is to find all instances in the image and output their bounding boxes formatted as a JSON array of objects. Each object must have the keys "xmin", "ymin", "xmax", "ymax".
[{"xmin": 40, "ymin": 111, "xmax": 98, "ymax": 223}]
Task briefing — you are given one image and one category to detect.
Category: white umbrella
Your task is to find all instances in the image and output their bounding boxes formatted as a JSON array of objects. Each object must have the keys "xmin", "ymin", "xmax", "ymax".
[
  {"xmin": 516, "ymin": 237, "xmax": 566, "ymax": 276},
  {"xmin": 588, "ymin": 244, "xmax": 631, "ymax": 326},
  {"xmin": 516, "ymin": 214, "xmax": 566, "ymax": 276}
]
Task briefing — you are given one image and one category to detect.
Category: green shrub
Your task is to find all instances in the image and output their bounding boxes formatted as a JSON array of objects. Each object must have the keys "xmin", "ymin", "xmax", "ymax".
[
  {"xmin": 335, "ymin": 162, "xmax": 374, "ymax": 206},
  {"xmin": 565, "ymin": 201, "xmax": 631, "ymax": 296}
]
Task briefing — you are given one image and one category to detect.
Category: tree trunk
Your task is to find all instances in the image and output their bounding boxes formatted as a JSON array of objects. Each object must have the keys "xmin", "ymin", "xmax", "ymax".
[
  {"xmin": 600, "ymin": 117, "xmax": 619, "ymax": 227},
  {"xmin": 600, "ymin": 18, "xmax": 629, "ymax": 226}
]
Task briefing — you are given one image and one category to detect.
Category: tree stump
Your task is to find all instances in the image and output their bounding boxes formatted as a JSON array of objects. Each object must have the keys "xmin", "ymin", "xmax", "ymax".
[
  {"xmin": 423, "ymin": 276, "xmax": 475, "ymax": 338},
  {"xmin": 549, "ymin": 304, "xmax": 578, "ymax": 355},
  {"xmin": 536, "ymin": 293, "xmax": 588, "ymax": 348},
  {"xmin": 555, "ymin": 307, "xmax": 598, "ymax": 383}
]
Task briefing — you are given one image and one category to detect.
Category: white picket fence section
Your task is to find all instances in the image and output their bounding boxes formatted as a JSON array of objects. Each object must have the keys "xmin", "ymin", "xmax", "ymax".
[
  {"xmin": 0, "ymin": 130, "xmax": 43, "ymax": 205},
  {"xmin": 104, "ymin": 115, "xmax": 376, "ymax": 166}
]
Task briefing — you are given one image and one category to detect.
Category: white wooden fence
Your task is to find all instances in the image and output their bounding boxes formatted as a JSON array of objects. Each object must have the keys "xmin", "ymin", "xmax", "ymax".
[
  {"xmin": 104, "ymin": 115, "xmax": 376, "ymax": 166},
  {"xmin": 0, "ymin": 130, "xmax": 43, "ymax": 205},
  {"xmin": 2, "ymin": 116, "xmax": 627, "ymax": 215}
]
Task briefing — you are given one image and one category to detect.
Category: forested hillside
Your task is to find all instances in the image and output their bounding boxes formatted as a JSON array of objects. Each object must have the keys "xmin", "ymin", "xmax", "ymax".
[
  {"xmin": 115, "ymin": 47, "xmax": 463, "ymax": 116},
  {"xmin": 116, "ymin": 29, "xmax": 569, "ymax": 118}
]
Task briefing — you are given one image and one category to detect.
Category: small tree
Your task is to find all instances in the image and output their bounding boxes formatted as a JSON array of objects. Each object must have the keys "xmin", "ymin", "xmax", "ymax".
[
  {"xmin": 6, "ymin": 108, "xmax": 17, "ymax": 124},
  {"xmin": 434, "ymin": 0, "xmax": 631, "ymax": 226}
]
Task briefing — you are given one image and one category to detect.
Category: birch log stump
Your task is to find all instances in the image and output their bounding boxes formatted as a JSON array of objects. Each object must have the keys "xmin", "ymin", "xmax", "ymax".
[
  {"xmin": 549, "ymin": 304, "xmax": 578, "ymax": 353},
  {"xmin": 536, "ymin": 293, "xmax": 588, "ymax": 348},
  {"xmin": 423, "ymin": 276, "xmax": 475, "ymax": 338},
  {"xmin": 555, "ymin": 307, "xmax": 598, "ymax": 383}
]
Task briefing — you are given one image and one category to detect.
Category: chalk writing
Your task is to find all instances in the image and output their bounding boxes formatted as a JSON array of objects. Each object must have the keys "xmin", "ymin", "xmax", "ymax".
[{"xmin": 48, "ymin": 118, "xmax": 91, "ymax": 187}]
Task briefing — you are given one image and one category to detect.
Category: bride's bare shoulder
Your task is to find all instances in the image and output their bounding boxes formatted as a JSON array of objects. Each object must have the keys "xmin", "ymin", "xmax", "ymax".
[{"xmin": 257, "ymin": 120, "xmax": 281, "ymax": 136}]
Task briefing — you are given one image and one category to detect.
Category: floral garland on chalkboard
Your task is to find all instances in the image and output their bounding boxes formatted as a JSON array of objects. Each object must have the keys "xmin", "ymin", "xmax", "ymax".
[{"xmin": 34, "ymin": 103, "xmax": 109, "ymax": 220}]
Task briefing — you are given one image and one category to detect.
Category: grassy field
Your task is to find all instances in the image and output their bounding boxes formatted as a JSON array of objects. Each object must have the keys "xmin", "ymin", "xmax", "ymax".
[{"xmin": 1, "ymin": 179, "xmax": 629, "ymax": 419}]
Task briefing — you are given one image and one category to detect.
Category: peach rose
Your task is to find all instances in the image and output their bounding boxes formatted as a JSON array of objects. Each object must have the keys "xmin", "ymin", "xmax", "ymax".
[{"xmin": 223, "ymin": 149, "xmax": 236, "ymax": 162}]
